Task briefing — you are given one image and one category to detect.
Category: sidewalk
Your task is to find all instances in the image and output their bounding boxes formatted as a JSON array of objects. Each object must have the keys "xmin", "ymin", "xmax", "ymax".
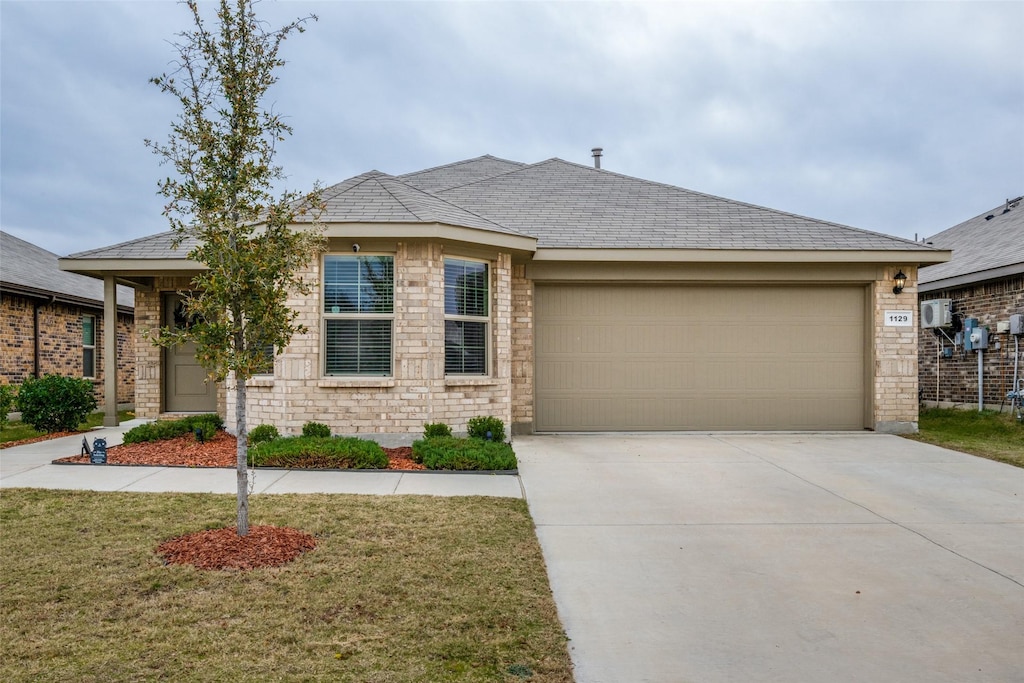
[{"xmin": 0, "ymin": 420, "xmax": 523, "ymax": 498}]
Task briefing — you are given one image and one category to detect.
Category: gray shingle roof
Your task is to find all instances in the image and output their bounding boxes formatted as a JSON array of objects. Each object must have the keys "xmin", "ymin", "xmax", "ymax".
[
  {"xmin": 1, "ymin": 231, "xmax": 134, "ymax": 308},
  {"xmin": 398, "ymin": 155, "xmax": 527, "ymax": 193},
  {"xmin": 62, "ymin": 154, "xmax": 943, "ymax": 262},
  {"xmin": 919, "ymin": 196, "xmax": 1024, "ymax": 286},
  {"xmin": 439, "ymin": 158, "xmax": 928, "ymax": 250},
  {"xmin": 68, "ymin": 231, "xmax": 198, "ymax": 260},
  {"xmin": 312, "ymin": 171, "xmax": 525, "ymax": 236}
]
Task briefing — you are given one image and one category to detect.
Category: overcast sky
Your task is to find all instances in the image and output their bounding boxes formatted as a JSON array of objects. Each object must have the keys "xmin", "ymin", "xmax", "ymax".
[{"xmin": 2, "ymin": 0, "xmax": 1022, "ymax": 257}]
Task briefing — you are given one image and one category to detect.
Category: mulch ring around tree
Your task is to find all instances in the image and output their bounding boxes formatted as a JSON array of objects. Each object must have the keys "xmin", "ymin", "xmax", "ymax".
[
  {"xmin": 157, "ymin": 525, "xmax": 318, "ymax": 570},
  {"xmin": 54, "ymin": 431, "xmax": 425, "ymax": 470}
]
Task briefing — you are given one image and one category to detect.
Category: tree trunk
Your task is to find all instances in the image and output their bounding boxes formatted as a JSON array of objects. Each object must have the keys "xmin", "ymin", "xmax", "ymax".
[{"xmin": 235, "ymin": 374, "xmax": 249, "ymax": 536}]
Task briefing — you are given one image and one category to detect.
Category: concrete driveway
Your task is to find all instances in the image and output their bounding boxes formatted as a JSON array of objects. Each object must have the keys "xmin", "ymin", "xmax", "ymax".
[{"xmin": 514, "ymin": 433, "xmax": 1024, "ymax": 683}]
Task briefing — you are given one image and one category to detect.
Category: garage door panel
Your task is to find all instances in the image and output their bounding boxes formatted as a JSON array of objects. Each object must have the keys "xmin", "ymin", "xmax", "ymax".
[{"xmin": 535, "ymin": 284, "xmax": 865, "ymax": 431}]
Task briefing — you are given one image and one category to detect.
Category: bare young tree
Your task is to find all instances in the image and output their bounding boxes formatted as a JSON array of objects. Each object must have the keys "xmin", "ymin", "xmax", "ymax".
[{"xmin": 146, "ymin": 0, "xmax": 324, "ymax": 535}]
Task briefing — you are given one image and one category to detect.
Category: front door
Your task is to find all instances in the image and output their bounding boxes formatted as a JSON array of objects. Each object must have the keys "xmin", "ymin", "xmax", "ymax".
[{"xmin": 163, "ymin": 293, "xmax": 217, "ymax": 413}]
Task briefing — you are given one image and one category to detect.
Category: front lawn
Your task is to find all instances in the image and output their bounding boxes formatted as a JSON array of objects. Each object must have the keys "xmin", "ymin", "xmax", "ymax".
[
  {"xmin": 0, "ymin": 489, "xmax": 573, "ymax": 682},
  {"xmin": 904, "ymin": 407, "xmax": 1024, "ymax": 468}
]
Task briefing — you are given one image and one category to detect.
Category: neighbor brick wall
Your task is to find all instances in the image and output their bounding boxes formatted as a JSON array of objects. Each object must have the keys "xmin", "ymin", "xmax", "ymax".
[
  {"xmin": 231, "ymin": 242, "xmax": 514, "ymax": 436},
  {"xmin": 918, "ymin": 274, "xmax": 1024, "ymax": 408},
  {"xmin": 871, "ymin": 266, "xmax": 920, "ymax": 433},
  {"xmin": 0, "ymin": 292, "xmax": 135, "ymax": 408}
]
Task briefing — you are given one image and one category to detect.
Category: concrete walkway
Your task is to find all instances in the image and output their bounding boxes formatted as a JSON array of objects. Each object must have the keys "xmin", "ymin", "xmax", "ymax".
[
  {"xmin": 515, "ymin": 433, "xmax": 1024, "ymax": 683},
  {"xmin": 0, "ymin": 421, "xmax": 522, "ymax": 498}
]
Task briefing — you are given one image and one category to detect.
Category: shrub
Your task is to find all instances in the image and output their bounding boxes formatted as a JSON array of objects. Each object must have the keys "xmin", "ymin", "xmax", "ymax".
[
  {"xmin": 249, "ymin": 436, "xmax": 387, "ymax": 469},
  {"xmin": 301, "ymin": 421, "xmax": 332, "ymax": 439},
  {"xmin": 248, "ymin": 423, "xmax": 280, "ymax": 445},
  {"xmin": 423, "ymin": 422, "xmax": 452, "ymax": 438},
  {"xmin": 0, "ymin": 384, "xmax": 16, "ymax": 431},
  {"xmin": 123, "ymin": 414, "xmax": 223, "ymax": 444},
  {"xmin": 412, "ymin": 436, "xmax": 517, "ymax": 471},
  {"xmin": 15, "ymin": 374, "xmax": 97, "ymax": 433},
  {"xmin": 467, "ymin": 416, "xmax": 506, "ymax": 443}
]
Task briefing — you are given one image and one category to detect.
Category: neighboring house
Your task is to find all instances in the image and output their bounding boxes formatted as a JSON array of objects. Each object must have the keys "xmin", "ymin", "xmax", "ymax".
[
  {"xmin": 917, "ymin": 196, "xmax": 1024, "ymax": 410},
  {"xmin": 1, "ymin": 230, "xmax": 136, "ymax": 410},
  {"xmin": 60, "ymin": 155, "xmax": 950, "ymax": 434}
]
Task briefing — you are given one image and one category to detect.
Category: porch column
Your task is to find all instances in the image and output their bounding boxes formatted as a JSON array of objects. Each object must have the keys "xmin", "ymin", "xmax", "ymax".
[{"xmin": 103, "ymin": 275, "xmax": 119, "ymax": 427}]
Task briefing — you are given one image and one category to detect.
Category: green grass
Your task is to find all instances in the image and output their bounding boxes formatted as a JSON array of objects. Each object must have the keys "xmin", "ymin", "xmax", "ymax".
[
  {"xmin": 0, "ymin": 489, "xmax": 573, "ymax": 682},
  {"xmin": 905, "ymin": 407, "xmax": 1024, "ymax": 468},
  {"xmin": 0, "ymin": 410, "xmax": 136, "ymax": 444}
]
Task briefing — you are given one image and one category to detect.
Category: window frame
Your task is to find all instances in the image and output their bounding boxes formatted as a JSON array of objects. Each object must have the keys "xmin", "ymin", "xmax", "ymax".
[
  {"xmin": 443, "ymin": 257, "xmax": 491, "ymax": 376},
  {"xmin": 82, "ymin": 314, "xmax": 96, "ymax": 379},
  {"xmin": 321, "ymin": 253, "xmax": 395, "ymax": 377}
]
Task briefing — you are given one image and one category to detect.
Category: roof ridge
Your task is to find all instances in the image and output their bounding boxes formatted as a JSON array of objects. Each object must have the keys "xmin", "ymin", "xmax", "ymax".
[{"xmin": 398, "ymin": 154, "xmax": 526, "ymax": 181}]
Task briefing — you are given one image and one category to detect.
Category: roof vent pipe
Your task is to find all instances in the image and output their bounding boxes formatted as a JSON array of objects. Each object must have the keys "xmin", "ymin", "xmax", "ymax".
[{"xmin": 591, "ymin": 147, "xmax": 603, "ymax": 169}]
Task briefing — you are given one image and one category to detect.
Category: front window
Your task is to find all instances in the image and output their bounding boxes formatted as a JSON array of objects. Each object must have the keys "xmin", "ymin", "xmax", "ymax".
[
  {"xmin": 82, "ymin": 314, "xmax": 96, "ymax": 378},
  {"xmin": 323, "ymin": 255, "xmax": 394, "ymax": 375},
  {"xmin": 444, "ymin": 258, "xmax": 489, "ymax": 375}
]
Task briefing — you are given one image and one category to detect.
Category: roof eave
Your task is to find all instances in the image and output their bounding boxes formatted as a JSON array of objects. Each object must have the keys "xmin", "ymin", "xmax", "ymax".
[
  {"xmin": 322, "ymin": 222, "xmax": 538, "ymax": 254},
  {"xmin": 918, "ymin": 262, "xmax": 1024, "ymax": 293},
  {"xmin": 531, "ymin": 247, "xmax": 953, "ymax": 264},
  {"xmin": 58, "ymin": 257, "xmax": 204, "ymax": 290}
]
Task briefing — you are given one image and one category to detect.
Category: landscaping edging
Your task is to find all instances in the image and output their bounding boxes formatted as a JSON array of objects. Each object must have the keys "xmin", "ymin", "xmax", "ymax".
[{"xmin": 51, "ymin": 459, "xmax": 519, "ymax": 475}]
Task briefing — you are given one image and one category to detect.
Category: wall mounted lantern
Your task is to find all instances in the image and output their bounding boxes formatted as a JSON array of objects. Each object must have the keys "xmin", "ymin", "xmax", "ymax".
[{"xmin": 892, "ymin": 270, "xmax": 907, "ymax": 295}]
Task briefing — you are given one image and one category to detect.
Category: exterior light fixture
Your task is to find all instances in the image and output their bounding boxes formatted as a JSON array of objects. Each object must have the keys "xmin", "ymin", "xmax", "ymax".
[{"xmin": 892, "ymin": 270, "xmax": 907, "ymax": 295}]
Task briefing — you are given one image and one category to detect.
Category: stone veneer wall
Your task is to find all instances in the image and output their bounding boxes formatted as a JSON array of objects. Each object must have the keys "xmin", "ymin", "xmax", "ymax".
[
  {"xmin": 510, "ymin": 265, "xmax": 534, "ymax": 434},
  {"xmin": 232, "ymin": 243, "xmax": 514, "ymax": 436},
  {"xmin": 918, "ymin": 273, "xmax": 1024, "ymax": 409},
  {"xmin": 871, "ymin": 266, "xmax": 920, "ymax": 433},
  {"xmin": 0, "ymin": 292, "xmax": 135, "ymax": 407}
]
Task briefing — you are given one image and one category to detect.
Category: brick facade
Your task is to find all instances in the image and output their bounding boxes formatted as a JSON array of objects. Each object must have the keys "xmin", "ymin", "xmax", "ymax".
[
  {"xmin": 871, "ymin": 266, "xmax": 920, "ymax": 432},
  {"xmin": 0, "ymin": 292, "xmax": 135, "ymax": 408},
  {"xmin": 510, "ymin": 264, "xmax": 534, "ymax": 434},
  {"xmin": 228, "ymin": 242, "xmax": 514, "ymax": 436},
  {"xmin": 918, "ymin": 274, "xmax": 1024, "ymax": 409},
  {"xmin": 128, "ymin": 256, "xmax": 926, "ymax": 434}
]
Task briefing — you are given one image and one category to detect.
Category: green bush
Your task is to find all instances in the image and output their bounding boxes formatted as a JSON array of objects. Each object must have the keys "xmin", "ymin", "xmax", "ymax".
[
  {"xmin": 0, "ymin": 384, "xmax": 16, "ymax": 431},
  {"xmin": 301, "ymin": 421, "xmax": 332, "ymax": 439},
  {"xmin": 249, "ymin": 436, "xmax": 387, "ymax": 469},
  {"xmin": 248, "ymin": 423, "xmax": 280, "ymax": 445},
  {"xmin": 15, "ymin": 374, "xmax": 97, "ymax": 433},
  {"xmin": 122, "ymin": 414, "xmax": 223, "ymax": 444},
  {"xmin": 412, "ymin": 436, "xmax": 517, "ymax": 471},
  {"xmin": 467, "ymin": 416, "xmax": 506, "ymax": 443},
  {"xmin": 423, "ymin": 422, "xmax": 452, "ymax": 438}
]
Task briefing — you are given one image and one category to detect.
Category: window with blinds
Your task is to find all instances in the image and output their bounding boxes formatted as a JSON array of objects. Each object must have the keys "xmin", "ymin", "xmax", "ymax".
[
  {"xmin": 323, "ymin": 255, "xmax": 394, "ymax": 376},
  {"xmin": 444, "ymin": 258, "xmax": 489, "ymax": 375}
]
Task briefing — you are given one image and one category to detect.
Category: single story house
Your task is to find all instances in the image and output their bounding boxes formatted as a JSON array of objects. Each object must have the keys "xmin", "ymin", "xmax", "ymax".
[
  {"xmin": 60, "ymin": 154, "xmax": 950, "ymax": 434},
  {"xmin": 1, "ymin": 230, "xmax": 135, "ymax": 417},
  {"xmin": 917, "ymin": 196, "xmax": 1024, "ymax": 410}
]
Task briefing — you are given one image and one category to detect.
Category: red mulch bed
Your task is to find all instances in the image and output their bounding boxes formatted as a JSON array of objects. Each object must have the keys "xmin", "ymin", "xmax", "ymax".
[
  {"xmin": 54, "ymin": 431, "xmax": 425, "ymax": 470},
  {"xmin": 157, "ymin": 525, "xmax": 318, "ymax": 571}
]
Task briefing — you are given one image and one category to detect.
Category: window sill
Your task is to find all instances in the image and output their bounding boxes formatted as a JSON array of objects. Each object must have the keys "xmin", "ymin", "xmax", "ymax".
[
  {"xmin": 445, "ymin": 376, "xmax": 499, "ymax": 387},
  {"xmin": 246, "ymin": 377, "xmax": 275, "ymax": 388},
  {"xmin": 317, "ymin": 378, "xmax": 396, "ymax": 389}
]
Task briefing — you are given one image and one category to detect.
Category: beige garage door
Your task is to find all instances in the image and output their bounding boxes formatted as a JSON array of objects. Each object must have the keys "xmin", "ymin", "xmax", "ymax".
[{"xmin": 535, "ymin": 284, "xmax": 866, "ymax": 431}]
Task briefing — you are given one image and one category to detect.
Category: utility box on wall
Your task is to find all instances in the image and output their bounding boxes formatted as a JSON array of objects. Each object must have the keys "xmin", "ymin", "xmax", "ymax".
[
  {"xmin": 1011, "ymin": 313, "xmax": 1024, "ymax": 336},
  {"xmin": 968, "ymin": 327, "xmax": 989, "ymax": 350}
]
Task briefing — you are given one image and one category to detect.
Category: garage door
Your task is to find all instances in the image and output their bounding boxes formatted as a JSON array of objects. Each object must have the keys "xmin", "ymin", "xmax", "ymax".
[{"xmin": 535, "ymin": 284, "xmax": 865, "ymax": 431}]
